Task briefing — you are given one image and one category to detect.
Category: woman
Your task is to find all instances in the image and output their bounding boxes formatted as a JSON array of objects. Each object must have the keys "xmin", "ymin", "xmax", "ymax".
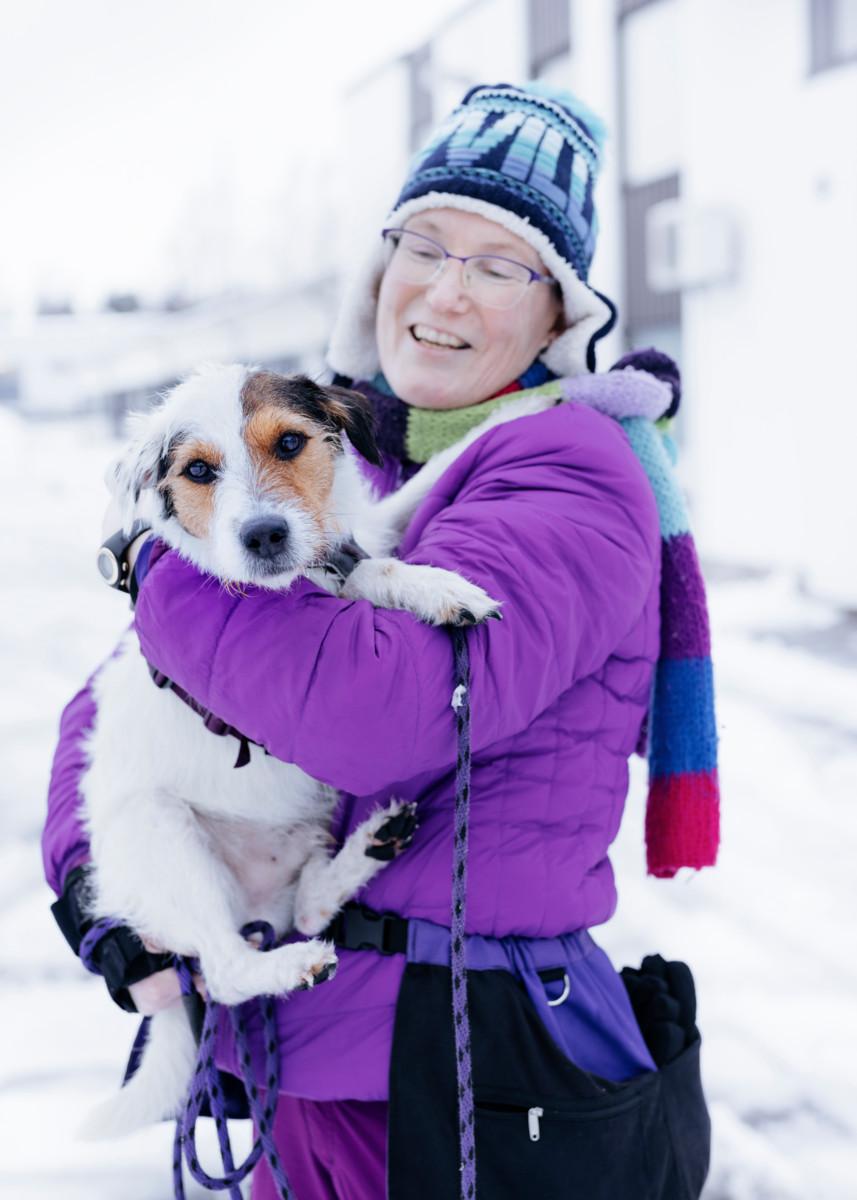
[{"xmin": 44, "ymin": 82, "xmax": 718, "ymax": 1198}]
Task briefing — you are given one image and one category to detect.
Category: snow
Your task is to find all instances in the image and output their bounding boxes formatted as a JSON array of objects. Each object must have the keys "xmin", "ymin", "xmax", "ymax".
[{"xmin": 0, "ymin": 407, "xmax": 854, "ymax": 1197}]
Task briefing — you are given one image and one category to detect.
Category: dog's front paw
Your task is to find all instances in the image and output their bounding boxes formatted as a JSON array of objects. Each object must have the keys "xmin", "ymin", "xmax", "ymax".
[
  {"xmin": 294, "ymin": 940, "xmax": 338, "ymax": 990},
  {"xmin": 418, "ymin": 571, "xmax": 503, "ymax": 627},
  {"xmin": 365, "ymin": 800, "xmax": 418, "ymax": 862}
]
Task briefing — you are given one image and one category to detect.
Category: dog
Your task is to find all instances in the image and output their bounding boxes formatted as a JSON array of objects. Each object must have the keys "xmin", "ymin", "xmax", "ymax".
[{"xmin": 77, "ymin": 363, "xmax": 526, "ymax": 1138}]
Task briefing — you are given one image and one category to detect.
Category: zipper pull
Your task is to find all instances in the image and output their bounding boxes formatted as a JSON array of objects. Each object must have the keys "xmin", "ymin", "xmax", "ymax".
[{"xmin": 527, "ymin": 1106, "xmax": 544, "ymax": 1142}]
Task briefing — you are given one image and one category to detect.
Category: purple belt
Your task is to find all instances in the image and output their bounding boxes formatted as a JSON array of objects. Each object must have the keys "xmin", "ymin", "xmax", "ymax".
[{"xmin": 406, "ymin": 917, "xmax": 656, "ymax": 1083}]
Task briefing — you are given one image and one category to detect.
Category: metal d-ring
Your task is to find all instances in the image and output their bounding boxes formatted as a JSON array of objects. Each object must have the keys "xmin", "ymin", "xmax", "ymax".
[{"xmin": 546, "ymin": 972, "xmax": 570, "ymax": 1007}]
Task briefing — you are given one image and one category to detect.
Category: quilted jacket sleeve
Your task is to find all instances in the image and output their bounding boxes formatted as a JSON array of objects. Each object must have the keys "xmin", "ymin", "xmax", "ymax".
[
  {"xmin": 131, "ymin": 403, "xmax": 660, "ymax": 796},
  {"xmin": 42, "ymin": 681, "xmax": 97, "ymax": 895}
]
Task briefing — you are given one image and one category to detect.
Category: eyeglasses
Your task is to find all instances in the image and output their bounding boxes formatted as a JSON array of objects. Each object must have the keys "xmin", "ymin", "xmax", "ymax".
[{"xmin": 381, "ymin": 228, "xmax": 556, "ymax": 310}]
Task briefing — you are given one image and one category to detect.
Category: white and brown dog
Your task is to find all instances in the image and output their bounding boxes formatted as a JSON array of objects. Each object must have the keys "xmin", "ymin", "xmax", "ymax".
[{"xmin": 79, "ymin": 363, "xmax": 565, "ymax": 1137}]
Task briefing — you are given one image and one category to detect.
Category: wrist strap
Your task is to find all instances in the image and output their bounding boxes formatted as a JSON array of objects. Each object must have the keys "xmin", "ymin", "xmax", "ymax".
[{"xmin": 51, "ymin": 866, "xmax": 173, "ymax": 1012}]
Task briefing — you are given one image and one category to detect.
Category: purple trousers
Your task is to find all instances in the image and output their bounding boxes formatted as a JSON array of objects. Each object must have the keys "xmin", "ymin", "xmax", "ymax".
[{"xmin": 251, "ymin": 1097, "xmax": 388, "ymax": 1200}]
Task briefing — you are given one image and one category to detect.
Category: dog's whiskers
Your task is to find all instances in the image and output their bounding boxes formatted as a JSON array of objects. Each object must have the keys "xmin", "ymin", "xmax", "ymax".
[{"xmin": 221, "ymin": 580, "xmax": 250, "ymax": 599}]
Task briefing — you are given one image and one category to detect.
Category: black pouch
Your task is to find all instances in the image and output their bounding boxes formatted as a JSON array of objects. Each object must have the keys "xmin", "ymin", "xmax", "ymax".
[{"xmin": 388, "ymin": 961, "xmax": 710, "ymax": 1200}]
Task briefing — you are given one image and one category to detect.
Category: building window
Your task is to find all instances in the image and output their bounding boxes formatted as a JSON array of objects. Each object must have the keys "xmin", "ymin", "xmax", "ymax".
[
  {"xmin": 810, "ymin": 0, "xmax": 857, "ymax": 72},
  {"xmin": 622, "ymin": 173, "xmax": 682, "ymax": 369},
  {"xmin": 407, "ymin": 44, "xmax": 433, "ymax": 152},
  {"xmin": 527, "ymin": 0, "xmax": 572, "ymax": 77}
]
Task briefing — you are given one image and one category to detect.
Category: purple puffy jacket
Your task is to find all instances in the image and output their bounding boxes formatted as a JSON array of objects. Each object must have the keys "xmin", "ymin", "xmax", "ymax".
[{"xmin": 44, "ymin": 398, "xmax": 660, "ymax": 938}]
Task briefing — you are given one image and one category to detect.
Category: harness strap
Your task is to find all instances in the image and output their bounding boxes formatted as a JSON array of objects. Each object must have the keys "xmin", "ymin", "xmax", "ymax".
[{"xmin": 148, "ymin": 663, "xmax": 263, "ymax": 769}]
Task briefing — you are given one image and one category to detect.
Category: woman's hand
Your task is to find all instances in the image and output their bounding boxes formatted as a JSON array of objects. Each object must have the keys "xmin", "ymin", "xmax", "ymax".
[
  {"xmin": 128, "ymin": 966, "xmax": 184, "ymax": 1015},
  {"xmin": 127, "ymin": 938, "xmax": 206, "ymax": 1014}
]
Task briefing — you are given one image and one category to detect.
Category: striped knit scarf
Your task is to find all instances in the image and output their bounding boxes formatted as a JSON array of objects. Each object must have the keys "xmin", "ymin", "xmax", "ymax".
[{"xmin": 352, "ymin": 354, "xmax": 720, "ymax": 878}]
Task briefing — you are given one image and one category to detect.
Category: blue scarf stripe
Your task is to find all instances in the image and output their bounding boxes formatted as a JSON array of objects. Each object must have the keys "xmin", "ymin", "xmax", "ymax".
[{"xmin": 648, "ymin": 658, "xmax": 719, "ymax": 777}]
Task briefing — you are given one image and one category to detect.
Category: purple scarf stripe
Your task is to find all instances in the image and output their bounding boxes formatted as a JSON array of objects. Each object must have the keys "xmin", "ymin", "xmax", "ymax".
[{"xmin": 659, "ymin": 534, "xmax": 712, "ymax": 660}]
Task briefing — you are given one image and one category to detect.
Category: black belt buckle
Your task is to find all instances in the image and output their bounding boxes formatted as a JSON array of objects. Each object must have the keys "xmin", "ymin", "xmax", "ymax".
[{"xmin": 326, "ymin": 902, "xmax": 407, "ymax": 956}]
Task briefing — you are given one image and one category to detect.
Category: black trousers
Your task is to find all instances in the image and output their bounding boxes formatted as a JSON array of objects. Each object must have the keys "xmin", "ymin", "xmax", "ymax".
[{"xmin": 388, "ymin": 963, "xmax": 710, "ymax": 1199}]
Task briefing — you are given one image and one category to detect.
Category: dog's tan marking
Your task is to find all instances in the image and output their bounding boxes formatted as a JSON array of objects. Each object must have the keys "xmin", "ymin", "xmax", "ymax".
[
  {"xmin": 243, "ymin": 405, "xmax": 338, "ymax": 533},
  {"xmin": 241, "ymin": 370, "xmax": 291, "ymax": 418},
  {"xmin": 159, "ymin": 439, "xmax": 223, "ymax": 539}
]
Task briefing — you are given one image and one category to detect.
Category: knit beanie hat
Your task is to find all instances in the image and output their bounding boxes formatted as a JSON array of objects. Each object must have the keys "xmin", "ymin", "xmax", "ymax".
[{"xmin": 327, "ymin": 81, "xmax": 616, "ymax": 381}]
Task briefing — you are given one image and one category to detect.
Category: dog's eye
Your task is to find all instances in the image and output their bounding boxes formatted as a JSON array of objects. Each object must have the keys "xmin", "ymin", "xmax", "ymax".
[
  {"xmin": 274, "ymin": 432, "xmax": 306, "ymax": 460},
  {"xmin": 184, "ymin": 460, "xmax": 217, "ymax": 484}
]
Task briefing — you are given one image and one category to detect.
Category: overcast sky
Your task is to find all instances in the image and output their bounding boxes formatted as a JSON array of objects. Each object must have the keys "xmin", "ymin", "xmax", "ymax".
[{"xmin": 0, "ymin": 0, "xmax": 464, "ymax": 309}]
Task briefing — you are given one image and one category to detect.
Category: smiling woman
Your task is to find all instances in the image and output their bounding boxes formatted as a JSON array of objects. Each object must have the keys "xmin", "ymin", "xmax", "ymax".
[{"xmin": 43, "ymin": 81, "xmax": 717, "ymax": 1200}]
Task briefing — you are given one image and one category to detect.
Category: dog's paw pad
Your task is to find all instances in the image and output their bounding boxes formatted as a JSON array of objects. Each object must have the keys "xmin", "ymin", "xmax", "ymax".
[{"xmin": 366, "ymin": 802, "xmax": 418, "ymax": 860}]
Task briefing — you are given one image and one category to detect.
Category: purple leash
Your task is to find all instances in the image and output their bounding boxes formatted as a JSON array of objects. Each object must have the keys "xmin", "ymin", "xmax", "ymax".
[
  {"xmin": 172, "ymin": 922, "xmax": 296, "ymax": 1199},
  {"xmin": 81, "ymin": 918, "xmax": 295, "ymax": 1198},
  {"xmin": 450, "ymin": 627, "xmax": 476, "ymax": 1200}
]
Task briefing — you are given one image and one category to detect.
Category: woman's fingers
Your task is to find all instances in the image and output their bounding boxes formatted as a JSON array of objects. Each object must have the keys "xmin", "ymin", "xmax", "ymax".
[{"xmin": 128, "ymin": 967, "xmax": 183, "ymax": 1014}]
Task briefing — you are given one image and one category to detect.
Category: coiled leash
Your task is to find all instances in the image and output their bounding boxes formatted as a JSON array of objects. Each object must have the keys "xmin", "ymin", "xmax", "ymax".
[
  {"xmin": 171, "ymin": 922, "xmax": 303, "ymax": 1200},
  {"xmin": 80, "ymin": 917, "xmax": 300, "ymax": 1198}
]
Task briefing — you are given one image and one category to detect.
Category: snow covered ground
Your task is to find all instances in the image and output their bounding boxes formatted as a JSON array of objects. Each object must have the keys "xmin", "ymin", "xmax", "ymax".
[{"xmin": 0, "ymin": 408, "xmax": 854, "ymax": 1198}]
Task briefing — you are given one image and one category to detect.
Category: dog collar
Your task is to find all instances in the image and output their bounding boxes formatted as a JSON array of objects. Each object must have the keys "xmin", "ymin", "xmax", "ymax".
[{"xmin": 97, "ymin": 520, "xmax": 151, "ymax": 594}]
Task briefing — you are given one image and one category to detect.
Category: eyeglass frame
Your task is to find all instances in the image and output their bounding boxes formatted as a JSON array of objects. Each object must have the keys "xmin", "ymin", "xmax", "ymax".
[{"xmin": 380, "ymin": 227, "xmax": 557, "ymax": 303}]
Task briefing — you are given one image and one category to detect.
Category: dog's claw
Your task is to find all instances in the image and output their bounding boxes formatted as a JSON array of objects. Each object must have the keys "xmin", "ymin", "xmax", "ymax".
[
  {"xmin": 487, "ymin": 609, "xmax": 503, "ymax": 621},
  {"xmin": 310, "ymin": 960, "xmax": 338, "ymax": 987},
  {"xmin": 297, "ymin": 954, "xmax": 338, "ymax": 991}
]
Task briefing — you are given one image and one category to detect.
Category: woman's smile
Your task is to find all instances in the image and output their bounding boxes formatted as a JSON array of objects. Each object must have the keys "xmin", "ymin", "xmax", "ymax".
[{"xmin": 409, "ymin": 323, "xmax": 472, "ymax": 351}]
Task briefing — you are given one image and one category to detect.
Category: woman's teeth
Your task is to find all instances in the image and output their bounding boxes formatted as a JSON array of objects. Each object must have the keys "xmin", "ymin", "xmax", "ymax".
[{"xmin": 411, "ymin": 324, "xmax": 469, "ymax": 349}]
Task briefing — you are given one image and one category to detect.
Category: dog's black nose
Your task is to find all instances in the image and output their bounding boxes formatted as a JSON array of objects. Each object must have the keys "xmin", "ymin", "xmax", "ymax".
[{"xmin": 240, "ymin": 519, "xmax": 290, "ymax": 559}]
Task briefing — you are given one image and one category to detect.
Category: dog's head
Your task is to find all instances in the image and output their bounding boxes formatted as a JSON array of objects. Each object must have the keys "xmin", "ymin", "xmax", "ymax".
[{"xmin": 111, "ymin": 365, "xmax": 381, "ymax": 587}]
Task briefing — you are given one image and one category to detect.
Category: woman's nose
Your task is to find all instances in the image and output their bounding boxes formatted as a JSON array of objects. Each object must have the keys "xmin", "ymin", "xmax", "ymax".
[{"xmin": 424, "ymin": 258, "xmax": 470, "ymax": 311}]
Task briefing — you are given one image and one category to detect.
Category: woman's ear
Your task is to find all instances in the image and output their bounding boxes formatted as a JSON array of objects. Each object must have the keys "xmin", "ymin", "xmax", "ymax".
[{"xmin": 541, "ymin": 289, "xmax": 567, "ymax": 351}]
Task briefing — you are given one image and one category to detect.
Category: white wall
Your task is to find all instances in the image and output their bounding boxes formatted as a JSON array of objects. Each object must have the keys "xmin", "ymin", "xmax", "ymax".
[
  {"xmin": 340, "ymin": 59, "xmax": 413, "ymax": 265},
  {"xmin": 674, "ymin": 0, "xmax": 857, "ymax": 603},
  {"xmin": 430, "ymin": 0, "xmax": 523, "ymax": 111},
  {"xmin": 561, "ymin": 0, "xmax": 624, "ymax": 370},
  {"xmin": 621, "ymin": 0, "xmax": 682, "ymax": 187}
]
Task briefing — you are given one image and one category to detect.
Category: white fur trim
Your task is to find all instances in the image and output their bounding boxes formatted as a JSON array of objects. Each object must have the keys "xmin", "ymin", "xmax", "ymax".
[{"xmin": 326, "ymin": 192, "xmax": 613, "ymax": 381}]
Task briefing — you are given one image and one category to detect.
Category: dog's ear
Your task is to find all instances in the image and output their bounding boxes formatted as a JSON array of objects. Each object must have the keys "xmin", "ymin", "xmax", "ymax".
[
  {"xmin": 110, "ymin": 411, "xmax": 174, "ymax": 533},
  {"xmin": 321, "ymin": 384, "xmax": 383, "ymax": 467}
]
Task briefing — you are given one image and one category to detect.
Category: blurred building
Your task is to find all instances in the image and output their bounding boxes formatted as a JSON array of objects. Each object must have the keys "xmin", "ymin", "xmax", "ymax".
[
  {"xmin": 2, "ymin": 1, "xmax": 854, "ymax": 606},
  {"xmin": 0, "ymin": 280, "xmax": 334, "ymax": 433},
  {"xmin": 340, "ymin": 0, "xmax": 857, "ymax": 607}
]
